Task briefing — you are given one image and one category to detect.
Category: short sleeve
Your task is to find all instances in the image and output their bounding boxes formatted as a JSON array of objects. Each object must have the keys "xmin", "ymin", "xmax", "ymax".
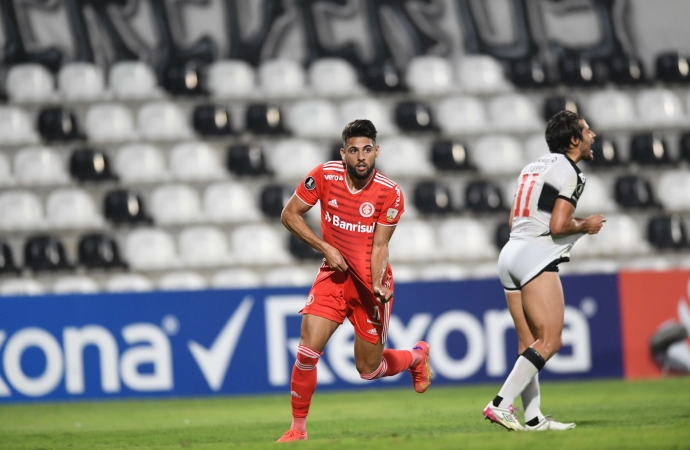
[
  {"xmin": 377, "ymin": 184, "xmax": 405, "ymax": 226},
  {"xmin": 294, "ymin": 165, "xmax": 322, "ymax": 206},
  {"xmin": 557, "ymin": 166, "xmax": 585, "ymax": 207}
]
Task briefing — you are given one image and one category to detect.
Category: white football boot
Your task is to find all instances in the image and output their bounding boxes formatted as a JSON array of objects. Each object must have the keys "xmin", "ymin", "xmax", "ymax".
[
  {"xmin": 525, "ymin": 415, "xmax": 576, "ymax": 431},
  {"xmin": 483, "ymin": 402, "xmax": 525, "ymax": 431}
]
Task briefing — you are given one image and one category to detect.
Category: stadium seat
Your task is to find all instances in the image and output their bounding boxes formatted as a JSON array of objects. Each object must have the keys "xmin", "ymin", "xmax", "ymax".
[
  {"xmin": 37, "ymin": 107, "xmax": 81, "ymax": 141},
  {"xmin": 588, "ymin": 90, "xmax": 635, "ymax": 128},
  {"xmin": 0, "ymin": 154, "xmax": 14, "ymax": 187},
  {"xmin": 0, "ymin": 242, "xmax": 19, "ymax": 274},
  {"xmin": 465, "ymin": 180, "xmax": 505, "ymax": 213},
  {"xmin": 587, "ymin": 135, "xmax": 622, "ymax": 168},
  {"xmin": 456, "ymin": 55, "xmax": 511, "ymax": 94},
  {"xmin": 115, "ymin": 144, "xmax": 169, "ymax": 184},
  {"xmin": 0, "ymin": 191, "xmax": 44, "ymax": 231},
  {"xmin": 647, "ymin": 214, "xmax": 688, "ymax": 250},
  {"xmin": 258, "ymin": 59, "xmax": 307, "ymax": 97},
  {"xmin": 162, "ymin": 60, "xmax": 206, "ymax": 96},
  {"xmin": 637, "ymin": 89, "xmax": 685, "ymax": 126},
  {"xmin": 6, "ymin": 63, "xmax": 55, "ymax": 103},
  {"xmin": 109, "ymin": 61, "xmax": 162, "ymax": 100},
  {"xmin": 70, "ymin": 148, "xmax": 117, "ymax": 182},
  {"xmin": 395, "ymin": 101, "xmax": 437, "ymax": 132},
  {"xmin": 211, "ymin": 268, "xmax": 262, "ymax": 289},
  {"xmin": 46, "ymin": 188, "xmax": 104, "ymax": 229},
  {"xmin": 192, "ymin": 104, "xmax": 234, "ymax": 136},
  {"xmin": 169, "ymin": 141, "xmax": 226, "ymax": 181},
  {"xmin": 614, "ymin": 175, "xmax": 657, "ymax": 209},
  {"xmin": 85, "ymin": 104, "xmax": 137, "ymax": 143},
  {"xmin": 473, "ymin": 136, "xmax": 524, "ymax": 175},
  {"xmin": 308, "ymin": 58, "xmax": 362, "ymax": 97},
  {"xmin": 150, "ymin": 184, "xmax": 202, "ymax": 225},
  {"xmin": 430, "ymin": 140, "xmax": 473, "ymax": 171},
  {"xmin": 125, "ymin": 228, "xmax": 178, "ymax": 270},
  {"xmin": 418, "ymin": 263, "xmax": 469, "ymax": 281},
  {"xmin": 680, "ymin": 133, "xmax": 690, "ymax": 163},
  {"xmin": 78, "ymin": 233, "xmax": 127, "ymax": 269},
  {"xmin": 609, "ymin": 55, "xmax": 645, "ymax": 85},
  {"xmin": 57, "ymin": 62, "xmax": 105, "ymax": 101},
  {"xmin": 361, "ymin": 59, "xmax": 404, "ymax": 93},
  {"xmin": 260, "ymin": 184, "xmax": 292, "ymax": 219},
  {"xmin": 523, "ymin": 134, "xmax": 550, "ymax": 163},
  {"xmin": 268, "ymin": 139, "xmax": 325, "ymax": 180},
  {"xmin": 245, "ymin": 103, "xmax": 286, "ymax": 135},
  {"xmin": 558, "ymin": 54, "xmax": 608, "ymax": 87},
  {"xmin": 289, "ymin": 233, "xmax": 322, "ymax": 260},
  {"xmin": 226, "ymin": 144, "xmax": 271, "ymax": 176},
  {"xmin": 105, "ymin": 274, "xmax": 154, "ymax": 293},
  {"xmin": 387, "ymin": 220, "xmax": 436, "ymax": 262},
  {"xmin": 630, "ymin": 133, "xmax": 672, "ymax": 165},
  {"xmin": 583, "ymin": 214, "xmax": 650, "ymax": 256},
  {"xmin": 24, "ymin": 235, "xmax": 71, "ymax": 272},
  {"xmin": 405, "ymin": 55, "xmax": 454, "ymax": 95},
  {"xmin": 14, "ymin": 146, "xmax": 69, "ymax": 186},
  {"xmin": 437, "ymin": 218, "xmax": 497, "ymax": 261},
  {"xmin": 655, "ymin": 51, "xmax": 690, "ymax": 83},
  {"xmin": 494, "ymin": 222, "xmax": 511, "ymax": 250},
  {"xmin": 542, "ymin": 96, "xmax": 580, "ymax": 122},
  {"xmin": 413, "ymin": 181, "xmax": 454, "ymax": 214},
  {"xmin": 137, "ymin": 102, "xmax": 192, "ymax": 141},
  {"xmin": 230, "ymin": 224, "xmax": 291, "ymax": 265},
  {"xmin": 53, "ymin": 276, "xmax": 100, "ymax": 295},
  {"xmin": 436, "ymin": 96, "xmax": 488, "ymax": 134},
  {"xmin": 340, "ymin": 99, "xmax": 396, "ymax": 136},
  {"xmin": 103, "ymin": 189, "xmax": 152, "ymax": 225},
  {"xmin": 264, "ymin": 267, "xmax": 315, "ymax": 287},
  {"xmin": 489, "ymin": 94, "xmax": 542, "ymax": 132},
  {"xmin": 0, "ymin": 279, "xmax": 45, "ymax": 296},
  {"xmin": 0, "ymin": 106, "xmax": 39, "ymax": 144},
  {"xmin": 158, "ymin": 271, "xmax": 208, "ymax": 291},
  {"xmin": 203, "ymin": 182, "xmax": 262, "ymax": 223},
  {"xmin": 208, "ymin": 60, "xmax": 256, "ymax": 98},
  {"xmin": 657, "ymin": 171, "xmax": 690, "ymax": 211},
  {"xmin": 376, "ymin": 137, "xmax": 435, "ymax": 177},
  {"xmin": 575, "ymin": 173, "xmax": 617, "ymax": 214},
  {"xmin": 178, "ymin": 226, "xmax": 232, "ymax": 267},
  {"xmin": 287, "ymin": 100, "xmax": 340, "ymax": 138}
]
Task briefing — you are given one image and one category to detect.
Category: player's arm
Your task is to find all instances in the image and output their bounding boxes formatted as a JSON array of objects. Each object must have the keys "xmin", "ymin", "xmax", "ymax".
[
  {"xmin": 281, "ymin": 194, "xmax": 348, "ymax": 272},
  {"xmin": 371, "ymin": 224, "xmax": 396, "ymax": 305},
  {"xmin": 549, "ymin": 199, "xmax": 605, "ymax": 236}
]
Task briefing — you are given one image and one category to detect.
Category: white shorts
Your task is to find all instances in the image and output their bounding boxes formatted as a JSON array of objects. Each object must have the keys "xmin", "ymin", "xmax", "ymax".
[{"xmin": 497, "ymin": 237, "xmax": 571, "ymax": 291}]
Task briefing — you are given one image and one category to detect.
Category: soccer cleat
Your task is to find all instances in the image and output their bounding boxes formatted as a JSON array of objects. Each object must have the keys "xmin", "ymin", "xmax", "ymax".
[
  {"xmin": 525, "ymin": 416, "xmax": 576, "ymax": 431},
  {"xmin": 408, "ymin": 341, "xmax": 432, "ymax": 393},
  {"xmin": 276, "ymin": 428, "xmax": 308, "ymax": 442},
  {"xmin": 483, "ymin": 402, "xmax": 524, "ymax": 431}
]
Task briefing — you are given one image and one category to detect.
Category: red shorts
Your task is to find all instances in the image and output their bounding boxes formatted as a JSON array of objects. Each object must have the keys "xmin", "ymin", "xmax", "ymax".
[{"xmin": 301, "ymin": 264, "xmax": 394, "ymax": 344}]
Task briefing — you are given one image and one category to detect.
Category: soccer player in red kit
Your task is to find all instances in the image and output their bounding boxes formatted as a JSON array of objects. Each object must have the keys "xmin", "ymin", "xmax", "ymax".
[{"xmin": 276, "ymin": 119, "xmax": 432, "ymax": 442}]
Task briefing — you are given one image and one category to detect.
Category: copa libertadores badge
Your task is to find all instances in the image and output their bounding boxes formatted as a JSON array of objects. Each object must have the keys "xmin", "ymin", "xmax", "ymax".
[{"xmin": 304, "ymin": 176, "xmax": 316, "ymax": 190}]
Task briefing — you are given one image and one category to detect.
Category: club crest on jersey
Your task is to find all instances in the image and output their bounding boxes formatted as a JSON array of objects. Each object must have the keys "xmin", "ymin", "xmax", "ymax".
[
  {"xmin": 359, "ymin": 202, "xmax": 375, "ymax": 218},
  {"xmin": 386, "ymin": 208, "xmax": 398, "ymax": 222},
  {"xmin": 304, "ymin": 176, "xmax": 316, "ymax": 190},
  {"xmin": 306, "ymin": 294, "xmax": 315, "ymax": 306}
]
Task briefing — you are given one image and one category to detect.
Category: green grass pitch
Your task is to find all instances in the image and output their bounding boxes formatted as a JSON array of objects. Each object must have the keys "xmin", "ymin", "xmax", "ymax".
[{"xmin": 1, "ymin": 378, "xmax": 689, "ymax": 449}]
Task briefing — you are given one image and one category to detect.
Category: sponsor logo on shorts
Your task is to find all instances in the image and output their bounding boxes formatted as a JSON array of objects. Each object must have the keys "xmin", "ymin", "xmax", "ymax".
[
  {"xmin": 386, "ymin": 208, "xmax": 398, "ymax": 222},
  {"xmin": 367, "ymin": 328, "xmax": 378, "ymax": 336},
  {"xmin": 367, "ymin": 319, "xmax": 381, "ymax": 326},
  {"xmin": 304, "ymin": 176, "xmax": 316, "ymax": 190},
  {"xmin": 331, "ymin": 215, "xmax": 374, "ymax": 233},
  {"xmin": 306, "ymin": 295, "xmax": 314, "ymax": 306},
  {"xmin": 360, "ymin": 202, "xmax": 375, "ymax": 218}
]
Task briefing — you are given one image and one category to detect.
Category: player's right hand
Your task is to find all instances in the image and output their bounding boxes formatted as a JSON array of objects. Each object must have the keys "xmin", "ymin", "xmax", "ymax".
[
  {"xmin": 584, "ymin": 214, "xmax": 606, "ymax": 234},
  {"xmin": 323, "ymin": 245, "xmax": 348, "ymax": 272}
]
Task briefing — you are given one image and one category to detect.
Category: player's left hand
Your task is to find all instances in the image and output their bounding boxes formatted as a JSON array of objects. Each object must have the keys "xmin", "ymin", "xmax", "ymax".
[{"xmin": 373, "ymin": 285, "xmax": 393, "ymax": 305}]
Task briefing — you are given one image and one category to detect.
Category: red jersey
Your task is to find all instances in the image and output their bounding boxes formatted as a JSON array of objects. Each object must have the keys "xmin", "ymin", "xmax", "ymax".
[{"xmin": 294, "ymin": 161, "xmax": 405, "ymax": 288}]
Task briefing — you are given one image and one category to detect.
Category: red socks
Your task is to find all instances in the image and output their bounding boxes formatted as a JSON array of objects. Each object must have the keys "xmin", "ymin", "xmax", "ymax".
[
  {"xmin": 360, "ymin": 349, "xmax": 414, "ymax": 380},
  {"xmin": 290, "ymin": 345, "xmax": 320, "ymax": 420}
]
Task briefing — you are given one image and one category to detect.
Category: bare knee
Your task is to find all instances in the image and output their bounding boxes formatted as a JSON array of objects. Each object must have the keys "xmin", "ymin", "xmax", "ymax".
[
  {"xmin": 356, "ymin": 358, "xmax": 381, "ymax": 375},
  {"xmin": 540, "ymin": 336, "xmax": 562, "ymax": 360}
]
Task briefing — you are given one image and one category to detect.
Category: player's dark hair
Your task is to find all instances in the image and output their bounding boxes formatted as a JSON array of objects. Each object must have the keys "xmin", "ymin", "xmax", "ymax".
[
  {"xmin": 342, "ymin": 119, "xmax": 377, "ymax": 146},
  {"xmin": 545, "ymin": 110, "xmax": 583, "ymax": 155}
]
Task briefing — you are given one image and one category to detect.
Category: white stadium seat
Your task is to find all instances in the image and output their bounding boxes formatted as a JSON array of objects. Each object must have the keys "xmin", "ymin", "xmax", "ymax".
[
  {"xmin": 57, "ymin": 62, "xmax": 105, "ymax": 101},
  {"xmin": 437, "ymin": 218, "xmax": 497, "ymax": 260},
  {"xmin": 14, "ymin": 146, "xmax": 69, "ymax": 186},
  {"xmin": 437, "ymin": 96, "xmax": 488, "ymax": 134},
  {"xmin": 489, "ymin": 94, "xmax": 542, "ymax": 132},
  {"xmin": 169, "ymin": 141, "xmax": 225, "ymax": 181},
  {"xmin": 637, "ymin": 89, "xmax": 685, "ymax": 126},
  {"xmin": 587, "ymin": 90, "xmax": 635, "ymax": 128},
  {"xmin": 473, "ymin": 136, "xmax": 525, "ymax": 175},
  {"xmin": 137, "ymin": 102, "xmax": 192, "ymax": 141},
  {"xmin": 264, "ymin": 267, "xmax": 316, "ymax": 287},
  {"xmin": 125, "ymin": 228, "xmax": 178, "ymax": 270},
  {"xmin": 391, "ymin": 265, "xmax": 419, "ymax": 283},
  {"xmin": 178, "ymin": 226, "xmax": 232, "ymax": 267},
  {"xmin": 212, "ymin": 268, "xmax": 262, "ymax": 289},
  {"xmin": 376, "ymin": 137, "xmax": 435, "ymax": 177},
  {"xmin": 0, "ymin": 107, "xmax": 39, "ymax": 145},
  {"xmin": 406, "ymin": 55, "xmax": 454, "ymax": 95},
  {"xmin": 230, "ymin": 224, "xmax": 291, "ymax": 265},
  {"xmin": 418, "ymin": 263, "xmax": 469, "ymax": 281},
  {"xmin": 46, "ymin": 189, "xmax": 104, "ymax": 229},
  {"xmin": 388, "ymin": 220, "xmax": 436, "ymax": 262},
  {"xmin": 340, "ymin": 99, "xmax": 396, "ymax": 136},
  {"xmin": 268, "ymin": 139, "xmax": 325, "ymax": 180},
  {"xmin": 150, "ymin": 184, "xmax": 202, "ymax": 225},
  {"xmin": 456, "ymin": 55, "xmax": 511, "ymax": 94},
  {"xmin": 524, "ymin": 135, "xmax": 550, "ymax": 163},
  {"xmin": 158, "ymin": 271, "xmax": 208, "ymax": 291},
  {"xmin": 658, "ymin": 171, "xmax": 690, "ymax": 211},
  {"xmin": 203, "ymin": 182, "xmax": 261, "ymax": 223},
  {"xmin": 85, "ymin": 104, "xmax": 137, "ymax": 143},
  {"xmin": 109, "ymin": 61, "xmax": 162, "ymax": 100},
  {"xmin": 105, "ymin": 274, "xmax": 154, "ymax": 293},
  {"xmin": 258, "ymin": 59, "xmax": 307, "ymax": 97},
  {"xmin": 287, "ymin": 100, "xmax": 340, "ymax": 138},
  {"xmin": 6, "ymin": 64, "xmax": 55, "ymax": 103},
  {"xmin": 0, "ymin": 191, "xmax": 44, "ymax": 231},
  {"xmin": 576, "ymin": 214, "xmax": 649, "ymax": 257},
  {"xmin": 309, "ymin": 58, "xmax": 362, "ymax": 97},
  {"xmin": 53, "ymin": 276, "xmax": 100, "ymax": 294},
  {"xmin": 115, "ymin": 143, "xmax": 169, "ymax": 184},
  {"xmin": 0, "ymin": 278, "xmax": 45, "ymax": 296},
  {"xmin": 0, "ymin": 153, "xmax": 14, "ymax": 186},
  {"xmin": 208, "ymin": 60, "xmax": 256, "ymax": 98},
  {"xmin": 575, "ymin": 173, "xmax": 617, "ymax": 214}
]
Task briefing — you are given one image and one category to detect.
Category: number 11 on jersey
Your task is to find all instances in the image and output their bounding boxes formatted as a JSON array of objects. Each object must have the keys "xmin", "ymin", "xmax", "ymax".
[{"xmin": 514, "ymin": 173, "xmax": 539, "ymax": 218}]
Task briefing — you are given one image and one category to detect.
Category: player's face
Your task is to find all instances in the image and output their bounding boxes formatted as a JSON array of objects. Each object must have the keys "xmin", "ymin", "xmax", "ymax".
[
  {"xmin": 341, "ymin": 136, "xmax": 379, "ymax": 180},
  {"xmin": 577, "ymin": 119, "xmax": 596, "ymax": 161}
]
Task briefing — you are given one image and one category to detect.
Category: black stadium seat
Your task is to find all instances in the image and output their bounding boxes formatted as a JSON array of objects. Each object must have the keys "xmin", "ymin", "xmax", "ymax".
[
  {"xmin": 430, "ymin": 140, "xmax": 473, "ymax": 171},
  {"xmin": 679, "ymin": 133, "xmax": 690, "ymax": 163},
  {"xmin": 193, "ymin": 104, "xmax": 234, "ymax": 136},
  {"xmin": 260, "ymin": 185, "xmax": 292, "ymax": 219},
  {"xmin": 0, "ymin": 242, "xmax": 20, "ymax": 274},
  {"xmin": 630, "ymin": 133, "xmax": 672, "ymax": 165},
  {"xmin": 289, "ymin": 234, "xmax": 323, "ymax": 260},
  {"xmin": 38, "ymin": 107, "xmax": 81, "ymax": 141},
  {"xmin": 329, "ymin": 142, "xmax": 343, "ymax": 162},
  {"xmin": 413, "ymin": 181, "xmax": 453, "ymax": 214},
  {"xmin": 542, "ymin": 96, "xmax": 579, "ymax": 122},
  {"xmin": 226, "ymin": 144, "xmax": 270, "ymax": 176},
  {"xmin": 588, "ymin": 136, "xmax": 622, "ymax": 168},
  {"xmin": 395, "ymin": 101, "xmax": 436, "ymax": 132},
  {"xmin": 78, "ymin": 233, "xmax": 128, "ymax": 269},
  {"xmin": 465, "ymin": 180, "xmax": 505, "ymax": 213},
  {"xmin": 24, "ymin": 235, "xmax": 71, "ymax": 272},
  {"xmin": 163, "ymin": 60, "xmax": 207, "ymax": 95},
  {"xmin": 647, "ymin": 215, "xmax": 688, "ymax": 250},
  {"xmin": 614, "ymin": 176, "xmax": 657, "ymax": 209},
  {"xmin": 103, "ymin": 190, "xmax": 152, "ymax": 225},
  {"xmin": 246, "ymin": 103, "xmax": 286, "ymax": 135},
  {"xmin": 655, "ymin": 51, "xmax": 690, "ymax": 83},
  {"xmin": 70, "ymin": 148, "xmax": 117, "ymax": 182},
  {"xmin": 494, "ymin": 222, "xmax": 511, "ymax": 250}
]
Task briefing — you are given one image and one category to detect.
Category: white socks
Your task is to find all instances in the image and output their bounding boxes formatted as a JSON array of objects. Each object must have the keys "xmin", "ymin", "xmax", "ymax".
[
  {"xmin": 495, "ymin": 355, "xmax": 540, "ymax": 408},
  {"xmin": 521, "ymin": 373, "xmax": 544, "ymax": 423}
]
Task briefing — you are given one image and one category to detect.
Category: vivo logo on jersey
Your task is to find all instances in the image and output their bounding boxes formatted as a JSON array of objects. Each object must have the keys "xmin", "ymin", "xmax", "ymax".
[
  {"xmin": 331, "ymin": 215, "xmax": 375, "ymax": 233},
  {"xmin": 324, "ymin": 175, "xmax": 343, "ymax": 181}
]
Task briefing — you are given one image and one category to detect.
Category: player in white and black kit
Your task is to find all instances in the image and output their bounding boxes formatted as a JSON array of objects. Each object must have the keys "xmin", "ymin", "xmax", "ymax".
[{"xmin": 483, "ymin": 111, "xmax": 606, "ymax": 431}]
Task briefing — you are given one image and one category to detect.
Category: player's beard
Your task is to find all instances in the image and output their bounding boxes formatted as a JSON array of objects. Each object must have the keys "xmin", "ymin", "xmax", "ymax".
[{"xmin": 346, "ymin": 160, "xmax": 375, "ymax": 180}]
